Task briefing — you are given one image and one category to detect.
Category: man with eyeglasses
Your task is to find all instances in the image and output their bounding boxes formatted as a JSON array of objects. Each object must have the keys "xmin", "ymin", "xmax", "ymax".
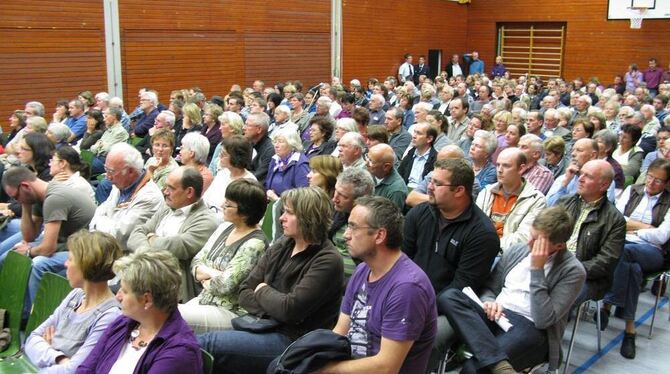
[
  {"xmin": 317, "ymin": 196, "xmax": 437, "ymax": 373},
  {"xmin": 602, "ymin": 158, "xmax": 670, "ymax": 359},
  {"xmin": 403, "ymin": 158, "xmax": 499, "ymax": 372},
  {"xmin": 89, "ymin": 143, "xmax": 163, "ymax": 250},
  {"xmin": 0, "ymin": 166, "xmax": 96, "ymax": 318}
]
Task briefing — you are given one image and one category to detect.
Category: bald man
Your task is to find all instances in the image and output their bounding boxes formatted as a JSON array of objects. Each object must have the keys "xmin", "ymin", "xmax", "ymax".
[
  {"xmin": 476, "ymin": 148, "xmax": 546, "ymax": 252},
  {"xmin": 366, "ymin": 144, "xmax": 408, "ymax": 210},
  {"xmin": 546, "ymin": 138, "xmax": 615, "ymax": 205},
  {"xmin": 405, "ymin": 145, "xmax": 481, "ymax": 207},
  {"xmin": 553, "ymin": 160, "xmax": 625, "ymax": 306}
]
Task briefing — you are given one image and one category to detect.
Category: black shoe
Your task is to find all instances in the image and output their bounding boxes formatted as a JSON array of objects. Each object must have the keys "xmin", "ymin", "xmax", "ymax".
[
  {"xmin": 620, "ymin": 333, "xmax": 636, "ymax": 359},
  {"xmin": 593, "ymin": 308, "xmax": 610, "ymax": 331}
]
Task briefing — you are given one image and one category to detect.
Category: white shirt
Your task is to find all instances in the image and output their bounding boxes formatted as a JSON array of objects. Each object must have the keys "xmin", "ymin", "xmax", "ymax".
[
  {"xmin": 496, "ymin": 254, "xmax": 555, "ymax": 322},
  {"xmin": 616, "ymin": 186, "xmax": 670, "ymax": 248},
  {"xmin": 155, "ymin": 202, "xmax": 195, "ymax": 237},
  {"xmin": 451, "ymin": 64, "xmax": 463, "ymax": 77},
  {"xmin": 398, "ymin": 62, "xmax": 413, "ymax": 82},
  {"xmin": 109, "ymin": 341, "xmax": 146, "ymax": 374}
]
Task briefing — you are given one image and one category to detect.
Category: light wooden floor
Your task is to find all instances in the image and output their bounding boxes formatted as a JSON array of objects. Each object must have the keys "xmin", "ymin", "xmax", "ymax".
[{"xmin": 444, "ymin": 291, "xmax": 670, "ymax": 373}]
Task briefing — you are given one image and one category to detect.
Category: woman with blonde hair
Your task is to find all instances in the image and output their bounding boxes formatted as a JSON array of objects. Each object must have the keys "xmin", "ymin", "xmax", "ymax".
[
  {"xmin": 146, "ymin": 128, "xmax": 178, "ymax": 189},
  {"xmin": 176, "ymin": 102, "xmax": 203, "ymax": 152},
  {"xmin": 208, "ymin": 111, "xmax": 245, "ymax": 174},
  {"xmin": 491, "ymin": 110, "xmax": 512, "ymax": 162},
  {"xmin": 307, "ymin": 155, "xmax": 342, "ymax": 198},
  {"xmin": 77, "ymin": 250, "xmax": 202, "ymax": 373},
  {"xmin": 24, "ymin": 231, "xmax": 122, "ymax": 373},
  {"xmin": 198, "ymin": 187, "xmax": 343, "ymax": 374}
]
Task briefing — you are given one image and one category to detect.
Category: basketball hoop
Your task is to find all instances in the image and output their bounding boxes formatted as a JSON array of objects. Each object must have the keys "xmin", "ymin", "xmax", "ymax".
[{"xmin": 629, "ymin": 7, "xmax": 648, "ymax": 29}]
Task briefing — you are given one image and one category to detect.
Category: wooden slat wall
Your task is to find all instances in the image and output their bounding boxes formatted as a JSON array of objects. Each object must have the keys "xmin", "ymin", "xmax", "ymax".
[
  {"xmin": 467, "ymin": 0, "xmax": 670, "ymax": 82},
  {"xmin": 0, "ymin": 1, "xmax": 106, "ymax": 128},
  {"xmin": 118, "ymin": 0, "xmax": 330, "ymax": 107},
  {"xmin": 341, "ymin": 0, "xmax": 468, "ymax": 84}
]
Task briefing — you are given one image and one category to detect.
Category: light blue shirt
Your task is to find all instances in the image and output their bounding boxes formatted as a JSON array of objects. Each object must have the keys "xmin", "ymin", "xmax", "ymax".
[
  {"xmin": 407, "ymin": 149, "xmax": 430, "ymax": 189},
  {"xmin": 546, "ymin": 174, "xmax": 616, "ymax": 206}
]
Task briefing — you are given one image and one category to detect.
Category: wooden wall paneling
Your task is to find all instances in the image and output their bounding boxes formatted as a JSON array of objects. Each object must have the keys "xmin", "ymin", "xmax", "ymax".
[
  {"xmin": 118, "ymin": 0, "xmax": 331, "ymax": 105},
  {"xmin": 467, "ymin": 0, "xmax": 670, "ymax": 83},
  {"xmin": 0, "ymin": 1, "xmax": 106, "ymax": 130},
  {"xmin": 243, "ymin": 32, "xmax": 331, "ymax": 90},
  {"xmin": 341, "ymin": 0, "xmax": 469, "ymax": 84}
]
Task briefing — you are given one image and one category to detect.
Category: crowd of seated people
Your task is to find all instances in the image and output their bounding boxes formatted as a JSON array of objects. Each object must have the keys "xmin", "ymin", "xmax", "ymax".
[{"xmin": 0, "ymin": 54, "xmax": 668, "ymax": 373}]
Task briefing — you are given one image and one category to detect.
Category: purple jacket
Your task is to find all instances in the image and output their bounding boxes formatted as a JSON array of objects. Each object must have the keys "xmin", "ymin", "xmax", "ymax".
[
  {"xmin": 75, "ymin": 310, "xmax": 202, "ymax": 374},
  {"xmin": 265, "ymin": 152, "xmax": 310, "ymax": 195}
]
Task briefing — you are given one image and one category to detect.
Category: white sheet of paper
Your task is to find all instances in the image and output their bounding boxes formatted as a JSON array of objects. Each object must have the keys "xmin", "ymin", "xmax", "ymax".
[{"xmin": 462, "ymin": 286, "xmax": 513, "ymax": 332}]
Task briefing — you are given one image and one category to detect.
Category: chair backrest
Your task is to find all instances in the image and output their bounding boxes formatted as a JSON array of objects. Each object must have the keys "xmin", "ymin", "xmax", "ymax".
[
  {"xmin": 24, "ymin": 272, "xmax": 72, "ymax": 337},
  {"xmin": 0, "ymin": 251, "xmax": 32, "ymax": 357},
  {"xmin": 201, "ymin": 348, "xmax": 214, "ymax": 374},
  {"xmin": 130, "ymin": 136, "xmax": 145, "ymax": 146},
  {"xmin": 261, "ymin": 201, "xmax": 275, "ymax": 241}
]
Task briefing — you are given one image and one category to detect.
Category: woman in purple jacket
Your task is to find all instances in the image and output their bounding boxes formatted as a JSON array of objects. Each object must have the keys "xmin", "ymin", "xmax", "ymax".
[
  {"xmin": 76, "ymin": 251, "xmax": 202, "ymax": 374},
  {"xmin": 265, "ymin": 128, "xmax": 310, "ymax": 202}
]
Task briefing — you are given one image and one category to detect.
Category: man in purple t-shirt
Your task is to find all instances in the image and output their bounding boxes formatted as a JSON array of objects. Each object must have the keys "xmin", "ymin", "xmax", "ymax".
[
  {"xmin": 643, "ymin": 58, "xmax": 664, "ymax": 97},
  {"xmin": 318, "ymin": 196, "xmax": 437, "ymax": 374}
]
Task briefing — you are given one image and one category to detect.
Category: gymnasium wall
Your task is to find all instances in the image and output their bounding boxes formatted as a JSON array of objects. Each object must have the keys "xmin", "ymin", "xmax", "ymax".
[
  {"xmin": 465, "ymin": 0, "xmax": 670, "ymax": 83},
  {"xmin": 341, "ymin": 0, "xmax": 468, "ymax": 84}
]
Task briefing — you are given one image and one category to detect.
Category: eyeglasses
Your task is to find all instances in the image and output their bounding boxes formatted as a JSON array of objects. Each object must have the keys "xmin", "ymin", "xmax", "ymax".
[
  {"xmin": 104, "ymin": 166, "xmax": 126, "ymax": 176},
  {"xmin": 223, "ymin": 201, "xmax": 238, "ymax": 210},
  {"xmin": 428, "ymin": 178, "xmax": 458, "ymax": 188},
  {"xmin": 345, "ymin": 223, "xmax": 377, "ymax": 232},
  {"xmin": 645, "ymin": 174, "xmax": 668, "ymax": 186}
]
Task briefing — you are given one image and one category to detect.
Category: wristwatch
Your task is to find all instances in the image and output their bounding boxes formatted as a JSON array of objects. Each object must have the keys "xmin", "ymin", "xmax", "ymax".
[{"xmin": 26, "ymin": 247, "xmax": 31, "ymax": 258}]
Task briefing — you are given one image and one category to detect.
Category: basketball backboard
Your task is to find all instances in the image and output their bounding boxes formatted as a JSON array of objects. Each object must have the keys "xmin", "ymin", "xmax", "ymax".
[{"xmin": 608, "ymin": 0, "xmax": 669, "ymax": 19}]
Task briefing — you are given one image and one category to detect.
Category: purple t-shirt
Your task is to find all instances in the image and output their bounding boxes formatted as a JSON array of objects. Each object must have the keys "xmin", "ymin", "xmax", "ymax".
[{"xmin": 341, "ymin": 253, "xmax": 437, "ymax": 374}]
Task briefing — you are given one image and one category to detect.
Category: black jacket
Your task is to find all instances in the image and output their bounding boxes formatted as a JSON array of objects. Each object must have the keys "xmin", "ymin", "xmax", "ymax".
[
  {"xmin": 403, "ymin": 202, "xmax": 499, "ymax": 296},
  {"xmin": 397, "ymin": 147, "xmax": 437, "ymax": 186},
  {"xmin": 557, "ymin": 194, "xmax": 625, "ymax": 299},
  {"xmin": 251, "ymin": 135, "xmax": 274, "ymax": 185}
]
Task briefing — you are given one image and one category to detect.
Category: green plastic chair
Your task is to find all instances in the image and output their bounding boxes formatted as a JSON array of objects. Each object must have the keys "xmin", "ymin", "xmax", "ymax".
[
  {"xmin": 0, "ymin": 251, "xmax": 32, "ymax": 358},
  {"xmin": 261, "ymin": 201, "xmax": 275, "ymax": 241},
  {"xmin": 0, "ymin": 355, "xmax": 38, "ymax": 373},
  {"xmin": 24, "ymin": 272, "xmax": 72, "ymax": 338},
  {"xmin": 201, "ymin": 348, "xmax": 214, "ymax": 374},
  {"xmin": 130, "ymin": 136, "xmax": 145, "ymax": 146}
]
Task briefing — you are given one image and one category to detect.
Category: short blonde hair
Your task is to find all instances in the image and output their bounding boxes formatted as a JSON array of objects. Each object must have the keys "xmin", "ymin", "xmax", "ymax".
[
  {"xmin": 182, "ymin": 103, "xmax": 202, "ymax": 125},
  {"xmin": 218, "ymin": 111, "xmax": 244, "ymax": 135},
  {"xmin": 68, "ymin": 230, "xmax": 122, "ymax": 282},
  {"xmin": 113, "ymin": 251, "xmax": 181, "ymax": 314}
]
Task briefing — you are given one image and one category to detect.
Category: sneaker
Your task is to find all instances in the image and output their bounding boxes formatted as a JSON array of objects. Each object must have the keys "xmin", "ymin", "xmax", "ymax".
[
  {"xmin": 593, "ymin": 308, "xmax": 610, "ymax": 331},
  {"xmin": 620, "ymin": 333, "xmax": 636, "ymax": 359}
]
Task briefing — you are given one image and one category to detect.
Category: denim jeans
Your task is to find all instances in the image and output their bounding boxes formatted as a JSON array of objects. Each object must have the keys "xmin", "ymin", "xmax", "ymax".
[
  {"xmin": 604, "ymin": 241, "xmax": 665, "ymax": 320},
  {"xmin": 0, "ymin": 218, "xmax": 22, "ymax": 256},
  {"xmin": 197, "ymin": 330, "xmax": 292, "ymax": 374},
  {"xmin": 95, "ymin": 177, "xmax": 113, "ymax": 204}
]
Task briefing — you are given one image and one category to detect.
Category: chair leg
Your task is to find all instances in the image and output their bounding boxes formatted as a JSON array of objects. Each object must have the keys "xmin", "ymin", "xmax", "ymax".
[
  {"xmin": 563, "ymin": 303, "xmax": 584, "ymax": 374},
  {"xmin": 595, "ymin": 300, "xmax": 602, "ymax": 351},
  {"xmin": 648, "ymin": 273, "xmax": 664, "ymax": 339}
]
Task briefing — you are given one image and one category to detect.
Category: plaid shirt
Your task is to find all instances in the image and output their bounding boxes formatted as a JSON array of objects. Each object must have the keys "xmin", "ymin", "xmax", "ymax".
[{"xmin": 523, "ymin": 162, "xmax": 554, "ymax": 195}]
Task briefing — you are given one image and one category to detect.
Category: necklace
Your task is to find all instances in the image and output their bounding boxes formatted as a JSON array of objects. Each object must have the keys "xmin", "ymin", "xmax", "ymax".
[{"xmin": 130, "ymin": 328, "xmax": 148, "ymax": 350}]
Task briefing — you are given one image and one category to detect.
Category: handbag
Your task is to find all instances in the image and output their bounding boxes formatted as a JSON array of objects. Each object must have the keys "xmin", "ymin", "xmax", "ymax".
[{"xmin": 231, "ymin": 313, "xmax": 280, "ymax": 333}]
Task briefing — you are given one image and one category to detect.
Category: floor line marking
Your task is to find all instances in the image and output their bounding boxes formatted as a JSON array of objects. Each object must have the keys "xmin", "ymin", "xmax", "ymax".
[{"xmin": 571, "ymin": 296, "xmax": 669, "ymax": 374}]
